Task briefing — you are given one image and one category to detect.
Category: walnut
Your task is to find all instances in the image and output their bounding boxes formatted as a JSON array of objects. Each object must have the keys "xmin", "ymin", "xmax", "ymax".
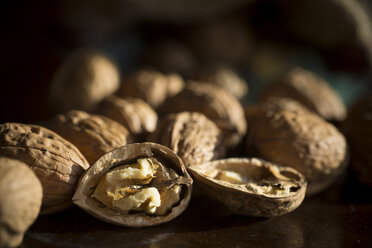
[
  {"xmin": 343, "ymin": 93, "xmax": 372, "ymax": 186},
  {"xmin": 43, "ymin": 110, "xmax": 129, "ymax": 165},
  {"xmin": 247, "ymin": 108, "xmax": 348, "ymax": 195},
  {"xmin": 0, "ymin": 123, "xmax": 90, "ymax": 214},
  {"xmin": 188, "ymin": 158, "xmax": 306, "ymax": 217},
  {"xmin": 116, "ymin": 69, "xmax": 184, "ymax": 109},
  {"xmin": 196, "ymin": 65, "xmax": 248, "ymax": 100},
  {"xmin": 159, "ymin": 81, "xmax": 246, "ymax": 147},
  {"xmin": 49, "ymin": 49, "xmax": 120, "ymax": 113},
  {"xmin": 96, "ymin": 96, "xmax": 158, "ymax": 142},
  {"xmin": 260, "ymin": 67, "xmax": 346, "ymax": 122},
  {"xmin": 0, "ymin": 157, "xmax": 42, "ymax": 248},
  {"xmin": 150, "ymin": 112, "xmax": 225, "ymax": 167},
  {"xmin": 73, "ymin": 143, "xmax": 193, "ymax": 227}
]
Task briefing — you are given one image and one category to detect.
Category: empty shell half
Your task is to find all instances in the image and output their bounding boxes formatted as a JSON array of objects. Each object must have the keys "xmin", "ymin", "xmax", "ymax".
[
  {"xmin": 73, "ymin": 143, "xmax": 192, "ymax": 227},
  {"xmin": 188, "ymin": 158, "xmax": 306, "ymax": 217}
]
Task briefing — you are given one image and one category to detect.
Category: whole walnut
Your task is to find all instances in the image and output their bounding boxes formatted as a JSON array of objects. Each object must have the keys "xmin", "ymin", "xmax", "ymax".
[
  {"xmin": 260, "ymin": 67, "xmax": 346, "ymax": 122},
  {"xmin": 43, "ymin": 110, "xmax": 129, "ymax": 165},
  {"xmin": 0, "ymin": 123, "xmax": 90, "ymax": 214},
  {"xmin": 196, "ymin": 65, "xmax": 248, "ymax": 100},
  {"xmin": 116, "ymin": 69, "xmax": 184, "ymax": 109},
  {"xmin": 343, "ymin": 93, "xmax": 372, "ymax": 186},
  {"xmin": 150, "ymin": 112, "xmax": 225, "ymax": 167},
  {"xmin": 159, "ymin": 81, "xmax": 246, "ymax": 147},
  {"xmin": 247, "ymin": 108, "xmax": 348, "ymax": 195},
  {"xmin": 0, "ymin": 157, "xmax": 42, "ymax": 248},
  {"xmin": 96, "ymin": 96, "xmax": 158, "ymax": 141},
  {"xmin": 49, "ymin": 49, "xmax": 120, "ymax": 113}
]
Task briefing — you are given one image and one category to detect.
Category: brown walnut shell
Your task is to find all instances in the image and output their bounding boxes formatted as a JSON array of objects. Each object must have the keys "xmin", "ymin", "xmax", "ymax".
[
  {"xmin": 116, "ymin": 69, "xmax": 184, "ymax": 108},
  {"xmin": 196, "ymin": 65, "xmax": 248, "ymax": 100},
  {"xmin": 0, "ymin": 123, "xmax": 90, "ymax": 214},
  {"xmin": 260, "ymin": 67, "xmax": 346, "ymax": 122},
  {"xmin": 49, "ymin": 49, "xmax": 120, "ymax": 113},
  {"xmin": 73, "ymin": 142, "xmax": 193, "ymax": 227},
  {"xmin": 43, "ymin": 110, "xmax": 129, "ymax": 165},
  {"xmin": 96, "ymin": 96, "xmax": 158, "ymax": 141},
  {"xmin": 188, "ymin": 158, "xmax": 306, "ymax": 217},
  {"xmin": 150, "ymin": 112, "xmax": 225, "ymax": 167},
  {"xmin": 247, "ymin": 109, "xmax": 348, "ymax": 195},
  {"xmin": 0, "ymin": 157, "xmax": 42, "ymax": 248},
  {"xmin": 343, "ymin": 93, "xmax": 372, "ymax": 186},
  {"xmin": 159, "ymin": 81, "xmax": 246, "ymax": 147}
]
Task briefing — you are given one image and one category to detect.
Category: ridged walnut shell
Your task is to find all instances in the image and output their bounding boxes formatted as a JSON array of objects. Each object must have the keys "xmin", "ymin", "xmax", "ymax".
[
  {"xmin": 188, "ymin": 158, "xmax": 306, "ymax": 217},
  {"xmin": 343, "ymin": 93, "xmax": 372, "ymax": 186},
  {"xmin": 73, "ymin": 142, "xmax": 192, "ymax": 227},
  {"xmin": 260, "ymin": 67, "xmax": 346, "ymax": 122},
  {"xmin": 150, "ymin": 112, "xmax": 225, "ymax": 167},
  {"xmin": 159, "ymin": 81, "xmax": 246, "ymax": 147},
  {"xmin": 43, "ymin": 110, "xmax": 129, "ymax": 165},
  {"xmin": 96, "ymin": 96, "xmax": 158, "ymax": 141},
  {"xmin": 116, "ymin": 69, "xmax": 184, "ymax": 109},
  {"xmin": 247, "ymin": 109, "xmax": 348, "ymax": 195},
  {"xmin": 0, "ymin": 157, "xmax": 42, "ymax": 248},
  {"xmin": 49, "ymin": 49, "xmax": 120, "ymax": 113},
  {"xmin": 0, "ymin": 123, "xmax": 90, "ymax": 214},
  {"xmin": 196, "ymin": 65, "xmax": 248, "ymax": 100}
]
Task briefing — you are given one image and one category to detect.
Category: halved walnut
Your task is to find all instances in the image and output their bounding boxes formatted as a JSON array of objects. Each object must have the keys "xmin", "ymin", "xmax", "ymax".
[
  {"xmin": 73, "ymin": 143, "xmax": 192, "ymax": 227},
  {"xmin": 188, "ymin": 158, "xmax": 306, "ymax": 217}
]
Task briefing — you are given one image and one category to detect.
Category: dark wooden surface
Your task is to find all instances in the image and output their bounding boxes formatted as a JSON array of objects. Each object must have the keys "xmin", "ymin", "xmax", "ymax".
[{"xmin": 22, "ymin": 172, "xmax": 372, "ymax": 248}]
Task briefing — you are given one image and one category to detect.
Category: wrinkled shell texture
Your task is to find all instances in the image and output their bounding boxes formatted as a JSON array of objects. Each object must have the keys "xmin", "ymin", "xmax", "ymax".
[
  {"xmin": 159, "ymin": 82, "xmax": 246, "ymax": 147},
  {"xmin": 188, "ymin": 158, "xmax": 306, "ymax": 217},
  {"xmin": 44, "ymin": 110, "xmax": 129, "ymax": 165},
  {"xmin": 96, "ymin": 96, "xmax": 158, "ymax": 138},
  {"xmin": 0, "ymin": 123, "xmax": 90, "ymax": 214},
  {"xmin": 0, "ymin": 157, "xmax": 42, "ymax": 248},
  {"xmin": 116, "ymin": 70, "xmax": 184, "ymax": 108},
  {"xmin": 260, "ymin": 67, "xmax": 346, "ymax": 121},
  {"xmin": 49, "ymin": 50, "xmax": 120, "ymax": 113},
  {"xmin": 197, "ymin": 66, "xmax": 248, "ymax": 99},
  {"xmin": 247, "ymin": 110, "xmax": 348, "ymax": 195},
  {"xmin": 344, "ymin": 94, "xmax": 372, "ymax": 185},
  {"xmin": 150, "ymin": 112, "xmax": 224, "ymax": 167},
  {"xmin": 73, "ymin": 142, "xmax": 193, "ymax": 227}
]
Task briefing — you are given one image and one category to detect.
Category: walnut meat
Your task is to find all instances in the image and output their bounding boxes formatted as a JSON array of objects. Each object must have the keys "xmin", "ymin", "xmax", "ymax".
[
  {"xmin": 49, "ymin": 49, "xmax": 120, "ymax": 113},
  {"xmin": 96, "ymin": 96, "xmax": 158, "ymax": 141},
  {"xmin": 159, "ymin": 82, "xmax": 246, "ymax": 147},
  {"xmin": 0, "ymin": 123, "xmax": 90, "ymax": 214},
  {"xmin": 73, "ymin": 143, "xmax": 193, "ymax": 227},
  {"xmin": 0, "ymin": 157, "xmax": 42, "ymax": 248},
  {"xmin": 247, "ymin": 109, "xmax": 348, "ymax": 195},
  {"xmin": 260, "ymin": 67, "xmax": 346, "ymax": 122},
  {"xmin": 188, "ymin": 158, "xmax": 306, "ymax": 217},
  {"xmin": 43, "ymin": 110, "xmax": 129, "ymax": 165},
  {"xmin": 116, "ymin": 69, "xmax": 184, "ymax": 108},
  {"xmin": 150, "ymin": 112, "xmax": 225, "ymax": 167},
  {"xmin": 343, "ymin": 93, "xmax": 372, "ymax": 186}
]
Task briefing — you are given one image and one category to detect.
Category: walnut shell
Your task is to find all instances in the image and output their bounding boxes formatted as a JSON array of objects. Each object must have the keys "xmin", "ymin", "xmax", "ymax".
[
  {"xmin": 343, "ymin": 93, "xmax": 372, "ymax": 186},
  {"xmin": 260, "ymin": 67, "xmax": 346, "ymax": 122},
  {"xmin": 247, "ymin": 109, "xmax": 348, "ymax": 195},
  {"xmin": 0, "ymin": 123, "xmax": 90, "ymax": 214},
  {"xmin": 188, "ymin": 158, "xmax": 306, "ymax": 217},
  {"xmin": 96, "ymin": 96, "xmax": 158, "ymax": 141},
  {"xmin": 43, "ymin": 110, "xmax": 129, "ymax": 165},
  {"xmin": 0, "ymin": 157, "xmax": 42, "ymax": 248},
  {"xmin": 159, "ymin": 81, "xmax": 246, "ymax": 147},
  {"xmin": 49, "ymin": 49, "xmax": 120, "ymax": 113},
  {"xmin": 196, "ymin": 65, "xmax": 248, "ymax": 100},
  {"xmin": 116, "ymin": 69, "xmax": 185, "ymax": 108},
  {"xmin": 73, "ymin": 142, "xmax": 193, "ymax": 227},
  {"xmin": 150, "ymin": 112, "xmax": 225, "ymax": 167}
]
